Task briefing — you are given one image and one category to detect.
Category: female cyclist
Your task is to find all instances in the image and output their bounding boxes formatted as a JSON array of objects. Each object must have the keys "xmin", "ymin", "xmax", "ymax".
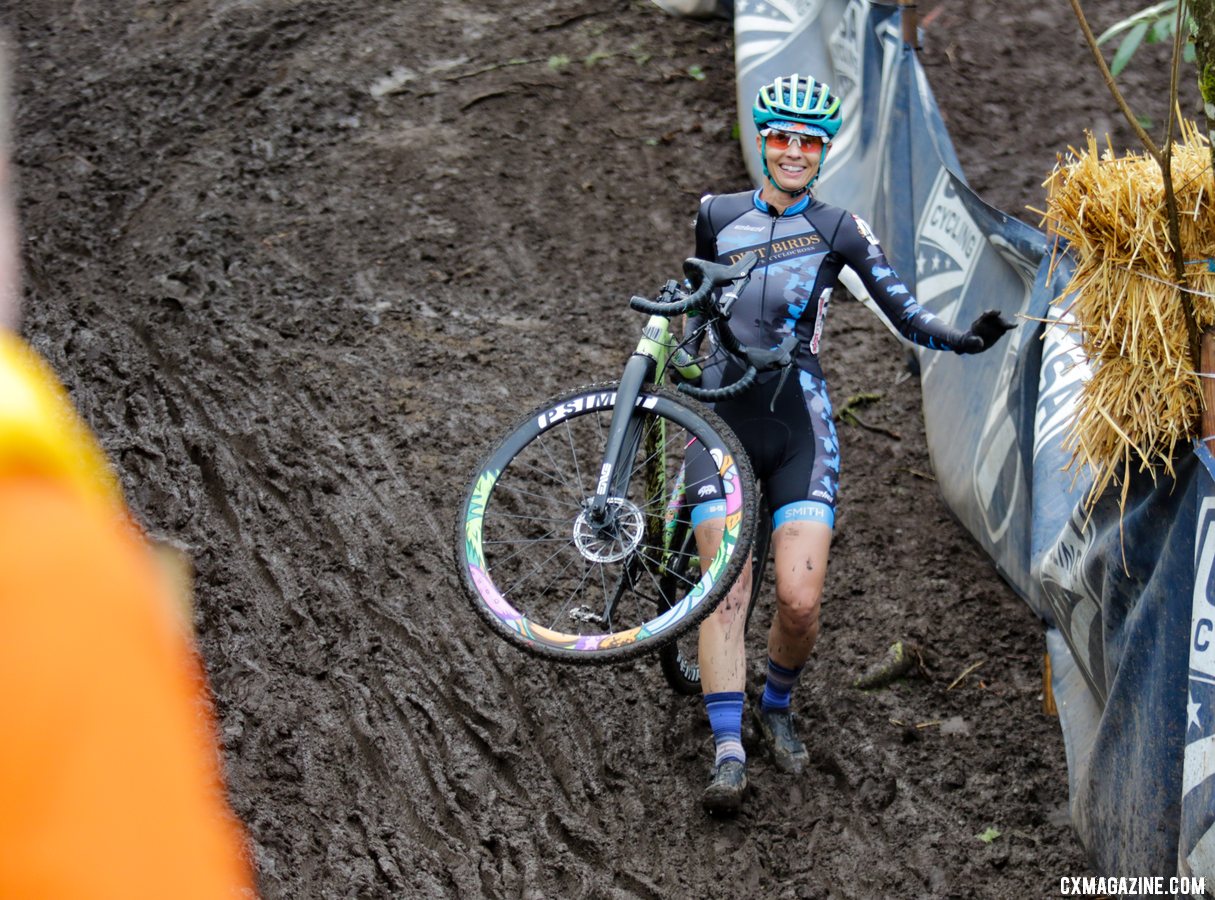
[{"xmin": 685, "ymin": 73, "xmax": 1014, "ymax": 813}]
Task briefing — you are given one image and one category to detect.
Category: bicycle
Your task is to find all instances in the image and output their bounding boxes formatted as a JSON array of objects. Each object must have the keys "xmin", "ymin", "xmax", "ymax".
[{"xmin": 456, "ymin": 253, "xmax": 798, "ymax": 669}]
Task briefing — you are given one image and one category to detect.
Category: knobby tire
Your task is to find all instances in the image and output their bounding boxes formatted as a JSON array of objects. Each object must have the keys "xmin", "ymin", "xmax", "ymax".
[{"xmin": 456, "ymin": 382, "xmax": 757, "ymax": 665}]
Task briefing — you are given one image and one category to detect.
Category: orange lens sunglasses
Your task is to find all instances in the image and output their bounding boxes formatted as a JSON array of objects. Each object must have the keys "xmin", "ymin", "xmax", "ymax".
[{"xmin": 763, "ymin": 131, "xmax": 824, "ymax": 152}]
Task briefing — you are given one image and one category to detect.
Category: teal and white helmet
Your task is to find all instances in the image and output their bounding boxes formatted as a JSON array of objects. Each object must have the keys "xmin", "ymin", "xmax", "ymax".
[
  {"xmin": 752, "ymin": 74, "xmax": 842, "ymax": 141},
  {"xmin": 752, "ymin": 74, "xmax": 842, "ymax": 195}
]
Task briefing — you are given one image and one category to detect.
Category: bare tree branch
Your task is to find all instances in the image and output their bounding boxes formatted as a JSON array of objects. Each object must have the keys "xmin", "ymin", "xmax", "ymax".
[{"xmin": 1068, "ymin": 0, "xmax": 1162, "ymax": 160}]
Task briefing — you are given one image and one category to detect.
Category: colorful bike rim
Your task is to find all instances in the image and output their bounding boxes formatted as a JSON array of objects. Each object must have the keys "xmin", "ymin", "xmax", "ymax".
[{"xmin": 459, "ymin": 385, "xmax": 753, "ymax": 660}]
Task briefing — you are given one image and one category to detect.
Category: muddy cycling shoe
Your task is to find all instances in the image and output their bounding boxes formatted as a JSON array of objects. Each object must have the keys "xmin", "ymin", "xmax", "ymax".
[
  {"xmin": 701, "ymin": 759, "xmax": 748, "ymax": 814},
  {"xmin": 754, "ymin": 706, "xmax": 809, "ymax": 775}
]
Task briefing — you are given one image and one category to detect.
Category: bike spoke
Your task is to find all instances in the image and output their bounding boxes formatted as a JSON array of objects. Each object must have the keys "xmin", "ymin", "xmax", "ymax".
[
  {"xmin": 482, "ymin": 511, "xmax": 576, "ymax": 529},
  {"xmin": 492, "ymin": 461, "xmax": 586, "ymax": 510},
  {"xmin": 548, "ymin": 562, "xmax": 603, "ymax": 631},
  {"xmin": 560, "ymin": 416, "xmax": 589, "ymax": 500},
  {"xmin": 481, "ymin": 520, "xmax": 567, "ymax": 568},
  {"xmin": 596, "ymin": 560, "xmax": 614, "ymax": 629},
  {"xmin": 498, "ymin": 541, "xmax": 583, "ymax": 609},
  {"xmin": 534, "ymin": 428, "xmax": 582, "ymax": 501},
  {"xmin": 632, "ymin": 544, "xmax": 679, "ymax": 600}
]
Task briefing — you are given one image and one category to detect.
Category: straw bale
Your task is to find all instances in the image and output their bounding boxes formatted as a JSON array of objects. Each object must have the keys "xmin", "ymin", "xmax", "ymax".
[{"xmin": 1041, "ymin": 121, "xmax": 1215, "ymax": 509}]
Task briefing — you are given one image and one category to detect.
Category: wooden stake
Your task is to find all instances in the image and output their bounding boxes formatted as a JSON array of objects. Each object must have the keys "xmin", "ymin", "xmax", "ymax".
[
  {"xmin": 1203, "ymin": 328, "xmax": 1215, "ymax": 455},
  {"xmin": 1043, "ymin": 652, "xmax": 1058, "ymax": 716},
  {"xmin": 899, "ymin": 0, "xmax": 919, "ymax": 51}
]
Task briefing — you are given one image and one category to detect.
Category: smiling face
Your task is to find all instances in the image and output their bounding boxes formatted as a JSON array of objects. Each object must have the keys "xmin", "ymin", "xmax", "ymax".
[{"xmin": 756, "ymin": 129, "xmax": 824, "ymax": 207}]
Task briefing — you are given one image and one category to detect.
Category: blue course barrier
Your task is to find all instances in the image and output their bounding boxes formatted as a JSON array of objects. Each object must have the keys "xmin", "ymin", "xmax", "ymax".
[{"xmin": 664, "ymin": 0, "xmax": 1215, "ymax": 888}]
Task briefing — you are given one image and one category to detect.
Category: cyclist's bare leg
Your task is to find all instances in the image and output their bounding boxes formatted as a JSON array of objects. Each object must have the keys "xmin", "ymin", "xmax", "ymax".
[
  {"xmin": 767, "ymin": 520, "xmax": 832, "ymax": 669},
  {"xmin": 694, "ymin": 519, "xmax": 753, "ymax": 693},
  {"xmin": 695, "ymin": 517, "xmax": 754, "ymax": 809},
  {"xmin": 746, "ymin": 519, "xmax": 831, "ymax": 774}
]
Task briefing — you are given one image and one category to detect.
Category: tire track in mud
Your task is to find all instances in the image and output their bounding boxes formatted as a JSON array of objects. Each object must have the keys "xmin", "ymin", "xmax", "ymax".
[
  {"xmin": 130, "ymin": 321, "xmax": 637, "ymax": 894},
  {"xmin": 73, "ymin": 300, "xmax": 477, "ymax": 887}
]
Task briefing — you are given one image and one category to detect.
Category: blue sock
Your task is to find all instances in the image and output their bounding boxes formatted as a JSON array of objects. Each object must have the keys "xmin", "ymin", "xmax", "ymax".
[
  {"xmin": 760, "ymin": 658, "xmax": 803, "ymax": 711},
  {"xmin": 703, "ymin": 691, "xmax": 745, "ymax": 766}
]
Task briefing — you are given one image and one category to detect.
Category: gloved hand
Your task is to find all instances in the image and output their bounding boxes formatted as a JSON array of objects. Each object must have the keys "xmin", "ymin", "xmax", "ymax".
[{"xmin": 957, "ymin": 310, "xmax": 1016, "ymax": 354}]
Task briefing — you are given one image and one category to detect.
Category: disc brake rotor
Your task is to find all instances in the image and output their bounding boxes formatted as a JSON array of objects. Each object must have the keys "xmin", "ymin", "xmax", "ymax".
[{"xmin": 572, "ymin": 498, "xmax": 644, "ymax": 564}]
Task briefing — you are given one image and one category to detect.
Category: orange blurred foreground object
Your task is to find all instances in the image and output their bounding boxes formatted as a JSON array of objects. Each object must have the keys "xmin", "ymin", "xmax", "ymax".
[{"xmin": 0, "ymin": 335, "xmax": 254, "ymax": 898}]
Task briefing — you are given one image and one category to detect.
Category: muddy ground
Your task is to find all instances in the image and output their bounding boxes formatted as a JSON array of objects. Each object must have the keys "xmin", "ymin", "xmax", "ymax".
[{"xmin": 6, "ymin": 1, "xmax": 1194, "ymax": 897}]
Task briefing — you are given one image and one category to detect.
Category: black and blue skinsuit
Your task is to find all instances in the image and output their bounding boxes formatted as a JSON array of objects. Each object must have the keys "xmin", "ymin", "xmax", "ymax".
[{"xmin": 684, "ymin": 189, "xmax": 972, "ymax": 531}]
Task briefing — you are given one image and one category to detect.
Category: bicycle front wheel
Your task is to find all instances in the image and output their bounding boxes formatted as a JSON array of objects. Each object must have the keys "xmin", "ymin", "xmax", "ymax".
[{"xmin": 456, "ymin": 381, "xmax": 757, "ymax": 664}]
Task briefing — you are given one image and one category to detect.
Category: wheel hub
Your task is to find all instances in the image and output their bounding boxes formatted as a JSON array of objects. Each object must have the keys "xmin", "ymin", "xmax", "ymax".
[{"xmin": 573, "ymin": 498, "xmax": 643, "ymax": 563}]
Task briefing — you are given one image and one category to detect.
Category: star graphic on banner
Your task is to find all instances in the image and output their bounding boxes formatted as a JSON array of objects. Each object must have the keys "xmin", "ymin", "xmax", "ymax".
[
  {"xmin": 1189, "ymin": 691, "xmax": 1202, "ymax": 730},
  {"xmin": 916, "ymin": 252, "xmax": 927, "ymax": 275},
  {"xmin": 932, "ymin": 253, "xmax": 941, "ymax": 271}
]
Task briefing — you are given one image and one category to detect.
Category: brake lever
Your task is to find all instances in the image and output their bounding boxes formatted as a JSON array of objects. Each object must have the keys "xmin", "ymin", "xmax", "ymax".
[
  {"xmin": 737, "ymin": 335, "xmax": 798, "ymax": 411},
  {"xmin": 719, "ymin": 290, "xmax": 739, "ymax": 316},
  {"xmin": 717, "ymin": 272, "xmax": 752, "ymax": 317},
  {"xmin": 770, "ymin": 364, "xmax": 793, "ymax": 412}
]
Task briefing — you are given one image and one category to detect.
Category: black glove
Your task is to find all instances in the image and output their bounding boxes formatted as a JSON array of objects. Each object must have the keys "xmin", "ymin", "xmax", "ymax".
[{"xmin": 957, "ymin": 309, "xmax": 1016, "ymax": 354}]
